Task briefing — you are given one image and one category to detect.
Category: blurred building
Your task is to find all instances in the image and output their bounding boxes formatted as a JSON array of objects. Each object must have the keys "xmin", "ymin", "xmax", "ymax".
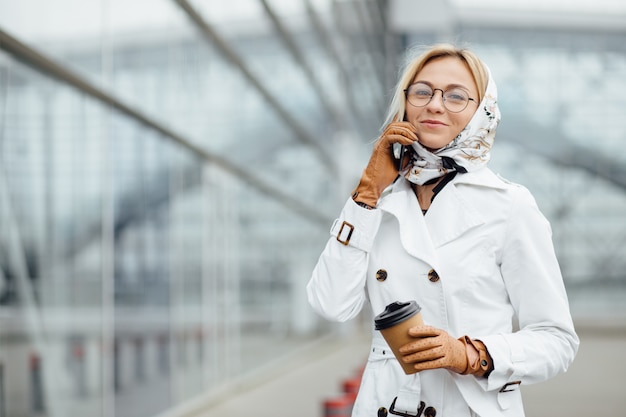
[{"xmin": 0, "ymin": 1, "xmax": 625, "ymax": 417}]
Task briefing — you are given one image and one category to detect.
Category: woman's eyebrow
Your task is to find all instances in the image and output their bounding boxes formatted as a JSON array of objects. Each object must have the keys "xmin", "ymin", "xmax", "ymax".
[{"xmin": 412, "ymin": 80, "xmax": 471, "ymax": 91}]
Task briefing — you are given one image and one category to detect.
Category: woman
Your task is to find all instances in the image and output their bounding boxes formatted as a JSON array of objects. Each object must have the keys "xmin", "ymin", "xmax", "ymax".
[{"xmin": 307, "ymin": 44, "xmax": 578, "ymax": 417}]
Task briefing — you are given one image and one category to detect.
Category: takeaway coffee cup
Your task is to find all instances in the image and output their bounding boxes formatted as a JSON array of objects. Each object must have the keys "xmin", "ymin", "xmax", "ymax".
[{"xmin": 374, "ymin": 300, "xmax": 423, "ymax": 374}]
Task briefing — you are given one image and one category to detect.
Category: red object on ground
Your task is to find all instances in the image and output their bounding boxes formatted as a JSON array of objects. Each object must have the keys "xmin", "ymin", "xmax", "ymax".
[
  {"xmin": 342, "ymin": 376, "xmax": 361, "ymax": 394},
  {"xmin": 324, "ymin": 395, "xmax": 352, "ymax": 417}
]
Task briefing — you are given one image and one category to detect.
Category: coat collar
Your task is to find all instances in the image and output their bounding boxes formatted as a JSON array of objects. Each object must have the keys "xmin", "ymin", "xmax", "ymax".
[
  {"xmin": 450, "ymin": 166, "xmax": 508, "ymax": 191},
  {"xmin": 379, "ymin": 168, "xmax": 505, "ymax": 258}
]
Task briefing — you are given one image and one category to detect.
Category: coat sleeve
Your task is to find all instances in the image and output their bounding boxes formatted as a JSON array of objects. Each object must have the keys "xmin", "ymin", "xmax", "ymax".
[
  {"xmin": 306, "ymin": 197, "xmax": 383, "ymax": 322},
  {"xmin": 479, "ymin": 185, "xmax": 579, "ymax": 391}
]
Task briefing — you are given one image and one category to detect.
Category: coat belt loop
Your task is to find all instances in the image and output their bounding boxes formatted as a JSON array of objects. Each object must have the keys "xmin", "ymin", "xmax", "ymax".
[{"xmin": 389, "ymin": 374, "xmax": 422, "ymax": 416}]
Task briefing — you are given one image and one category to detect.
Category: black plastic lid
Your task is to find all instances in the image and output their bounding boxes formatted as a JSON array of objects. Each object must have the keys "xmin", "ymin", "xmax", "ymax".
[{"xmin": 374, "ymin": 301, "xmax": 421, "ymax": 330}]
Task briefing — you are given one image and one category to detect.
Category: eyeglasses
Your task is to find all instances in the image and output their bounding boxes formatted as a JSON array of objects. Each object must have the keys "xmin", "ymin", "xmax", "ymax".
[{"xmin": 404, "ymin": 82, "xmax": 477, "ymax": 113}]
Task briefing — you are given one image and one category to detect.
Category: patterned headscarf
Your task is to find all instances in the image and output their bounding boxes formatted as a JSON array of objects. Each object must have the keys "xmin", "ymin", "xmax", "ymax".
[{"xmin": 404, "ymin": 66, "xmax": 501, "ymax": 185}]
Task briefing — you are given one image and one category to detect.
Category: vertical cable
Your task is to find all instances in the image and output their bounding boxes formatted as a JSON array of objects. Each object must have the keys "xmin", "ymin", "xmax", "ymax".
[
  {"xmin": 203, "ymin": 164, "xmax": 220, "ymax": 387},
  {"xmin": 200, "ymin": 163, "xmax": 213, "ymax": 387},
  {"xmin": 168, "ymin": 147, "xmax": 182, "ymax": 403},
  {"xmin": 0, "ymin": 362, "xmax": 5, "ymax": 417},
  {"xmin": 99, "ymin": 0, "xmax": 115, "ymax": 416}
]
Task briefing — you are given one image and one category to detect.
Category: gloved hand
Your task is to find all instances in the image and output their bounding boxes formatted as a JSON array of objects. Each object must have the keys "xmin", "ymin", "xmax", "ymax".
[
  {"xmin": 352, "ymin": 122, "xmax": 417, "ymax": 208},
  {"xmin": 398, "ymin": 325, "xmax": 470, "ymax": 374}
]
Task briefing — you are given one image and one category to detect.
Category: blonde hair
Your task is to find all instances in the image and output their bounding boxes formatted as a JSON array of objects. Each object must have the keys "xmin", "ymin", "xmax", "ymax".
[{"xmin": 383, "ymin": 44, "xmax": 489, "ymax": 127}]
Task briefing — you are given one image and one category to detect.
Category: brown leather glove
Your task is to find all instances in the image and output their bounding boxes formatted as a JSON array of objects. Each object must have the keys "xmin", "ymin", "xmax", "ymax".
[
  {"xmin": 398, "ymin": 325, "xmax": 469, "ymax": 374},
  {"xmin": 398, "ymin": 327, "xmax": 494, "ymax": 378},
  {"xmin": 461, "ymin": 337, "xmax": 494, "ymax": 377},
  {"xmin": 399, "ymin": 326, "xmax": 494, "ymax": 376},
  {"xmin": 352, "ymin": 122, "xmax": 417, "ymax": 207}
]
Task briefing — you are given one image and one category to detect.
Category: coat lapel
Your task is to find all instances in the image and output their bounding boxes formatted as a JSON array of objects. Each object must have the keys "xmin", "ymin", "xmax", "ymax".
[
  {"xmin": 380, "ymin": 168, "xmax": 507, "ymax": 255},
  {"xmin": 426, "ymin": 168, "xmax": 506, "ymax": 248},
  {"xmin": 426, "ymin": 183, "xmax": 485, "ymax": 248},
  {"xmin": 378, "ymin": 180, "xmax": 440, "ymax": 268}
]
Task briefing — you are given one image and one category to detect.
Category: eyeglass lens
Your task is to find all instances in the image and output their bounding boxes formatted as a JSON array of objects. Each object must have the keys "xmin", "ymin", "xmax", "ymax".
[{"xmin": 405, "ymin": 83, "xmax": 471, "ymax": 113}]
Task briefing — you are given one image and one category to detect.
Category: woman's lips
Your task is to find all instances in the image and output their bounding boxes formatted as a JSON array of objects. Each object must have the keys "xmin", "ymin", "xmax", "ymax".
[{"xmin": 420, "ymin": 119, "xmax": 447, "ymax": 128}]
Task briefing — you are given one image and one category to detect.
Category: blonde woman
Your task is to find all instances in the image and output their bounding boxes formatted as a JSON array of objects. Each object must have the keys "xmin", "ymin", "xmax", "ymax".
[{"xmin": 307, "ymin": 44, "xmax": 578, "ymax": 417}]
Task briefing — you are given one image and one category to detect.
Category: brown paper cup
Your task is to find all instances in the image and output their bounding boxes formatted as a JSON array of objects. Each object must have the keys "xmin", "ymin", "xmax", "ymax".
[{"xmin": 374, "ymin": 301, "xmax": 423, "ymax": 374}]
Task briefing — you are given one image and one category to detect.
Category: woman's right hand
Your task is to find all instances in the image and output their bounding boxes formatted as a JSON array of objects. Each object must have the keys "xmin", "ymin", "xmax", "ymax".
[{"xmin": 352, "ymin": 122, "xmax": 417, "ymax": 208}]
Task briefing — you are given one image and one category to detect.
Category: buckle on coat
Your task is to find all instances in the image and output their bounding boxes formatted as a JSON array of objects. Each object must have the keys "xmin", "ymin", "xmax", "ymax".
[
  {"xmin": 499, "ymin": 380, "xmax": 522, "ymax": 392},
  {"xmin": 389, "ymin": 398, "xmax": 425, "ymax": 417},
  {"xmin": 336, "ymin": 221, "xmax": 354, "ymax": 245}
]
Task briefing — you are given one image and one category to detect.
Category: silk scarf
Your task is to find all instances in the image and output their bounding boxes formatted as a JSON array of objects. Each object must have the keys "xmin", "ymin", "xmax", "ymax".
[{"xmin": 404, "ymin": 66, "xmax": 501, "ymax": 185}]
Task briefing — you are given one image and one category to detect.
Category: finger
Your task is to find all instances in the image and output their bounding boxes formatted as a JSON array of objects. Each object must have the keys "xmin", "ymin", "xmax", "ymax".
[
  {"xmin": 375, "ymin": 135, "xmax": 414, "ymax": 155},
  {"xmin": 388, "ymin": 121, "xmax": 417, "ymax": 132},
  {"xmin": 412, "ymin": 357, "xmax": 448, "ymax": 372},
  {"xmin": 398, "ymin": 336, "xmax": 442, "ymax": 355},
  {"xmin": 398, "ymin": 341, "xmax": 431, "ymax": 355},
  {"xmin": 384, "ymin": 126, "xmax": 417, "ymax": 140},
  {"xmin": 381, "ymin": 134, "xmax": 417, "ymax": 146},
  {"xmin": 383, "ymin": 125, "xmax": 418, "ymax": 141},
  {"xmin": 402, "ymin": 347, "xmax": 445, "ymax": 364},
  {"xmin": 407, "ymin": 326, "xmax": 441, "ymax": 338}
]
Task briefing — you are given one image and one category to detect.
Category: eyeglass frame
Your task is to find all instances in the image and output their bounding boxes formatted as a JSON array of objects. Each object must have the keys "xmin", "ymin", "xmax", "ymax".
[{"xmin": 403, "ymin": 82, "xmax": 478, "ymax": 113}]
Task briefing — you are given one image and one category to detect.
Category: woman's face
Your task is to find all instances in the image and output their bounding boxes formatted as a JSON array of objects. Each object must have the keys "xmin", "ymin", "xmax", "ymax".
[{"xmin": 405, "ymin": 56, "xmax": 479, "ymax": 150}]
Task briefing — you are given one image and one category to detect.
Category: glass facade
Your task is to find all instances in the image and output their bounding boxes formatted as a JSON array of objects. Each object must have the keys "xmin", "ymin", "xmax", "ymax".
[
  {"xmin": 0, "ymin": 2, "xmax": 386, "ymax": 416},
  {"xmin": 1, "ymin": 1, "xmax": 625, "ymax": 417}
]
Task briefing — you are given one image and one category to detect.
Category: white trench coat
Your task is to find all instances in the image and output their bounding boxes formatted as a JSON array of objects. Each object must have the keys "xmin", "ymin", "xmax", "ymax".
[{"xmin": 307, "ymin": 167, "xmax": 579, "ymax": 417}]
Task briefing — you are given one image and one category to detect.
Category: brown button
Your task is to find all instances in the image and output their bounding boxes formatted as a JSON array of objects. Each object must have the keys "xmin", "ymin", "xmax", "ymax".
[
  {"xmin": 424, "ymin": 406, "xmax": 436, "ymax": 417},
  {"xmin": 427, "ymin": 269, "xmax": 440, "ymax": 282},
  {"xmin": 376, "ymin": 269, "xmax": 387, "ymax": 282}
]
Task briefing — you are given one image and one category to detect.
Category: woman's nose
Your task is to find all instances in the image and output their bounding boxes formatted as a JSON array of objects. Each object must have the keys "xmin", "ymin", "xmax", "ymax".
[{"xmin": 425, "ymin": 89, "xmax": 446, "ymax": 111}]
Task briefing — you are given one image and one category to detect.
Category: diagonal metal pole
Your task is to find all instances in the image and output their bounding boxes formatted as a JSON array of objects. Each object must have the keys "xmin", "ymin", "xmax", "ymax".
[
  {"xmin": 499, "ymin": 118, "xmax": 626, "ymax": 191},
  {"xmin": 172, "ymin": 0, "xmax": 337, "ymax": 174},
  {"xmin": 347, "ymin": 0, "xmax": 386, "ymax": 95},
  {"xmin": 258, "ymin": 0, "xmax": 347, "ymax": 130},
  {"xmin": 330, "ymin": 1, "xmax": 386, "ymax": 116},
  {"xmin": 354, "ymin": 0, "xmax": 386, "ymax": 54},
  {"xmin": 0, "ymin": 27, "xmax": 332, "ymax": 226},
  {"xmin": 0, "ymin": 170, "xmax": 61, "ymax": 417},
  {"xmin": 302, "ymin": 0, "xmax": 369, "ymax": 125}
]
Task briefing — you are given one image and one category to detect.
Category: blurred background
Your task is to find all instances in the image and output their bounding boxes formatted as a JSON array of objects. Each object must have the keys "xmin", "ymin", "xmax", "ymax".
[{"xmin": 1, "ymin": 1, "xmax": 625, "ymax": 417}]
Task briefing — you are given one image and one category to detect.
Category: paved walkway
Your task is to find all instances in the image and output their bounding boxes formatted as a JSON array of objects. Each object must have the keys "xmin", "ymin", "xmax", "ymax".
[
  {"xmin": 187, "ymin": 323, "xmax": 626, "ymax": 417},
  {"xmin": 521, "ymin": 324, "xmax": 626, "ymax": 416}
]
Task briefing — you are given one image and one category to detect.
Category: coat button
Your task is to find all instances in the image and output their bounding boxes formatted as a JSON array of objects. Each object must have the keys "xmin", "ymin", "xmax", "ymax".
[
  {"xmin": 427, "ymin": 269, "xmax": 440, "ymax": 282},
  {"xmin": 424, "ymin": 406, "xmax": 436, "ymax": 417},
  {"xmin": 378, "ymin": 407, "xmax": 388, "ymax": 417},
  {"xmin": 376, "ymin": 269, "xmax": 387, "ymax": 282}
]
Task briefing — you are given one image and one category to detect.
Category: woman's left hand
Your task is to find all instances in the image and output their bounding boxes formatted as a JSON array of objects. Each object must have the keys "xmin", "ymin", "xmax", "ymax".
[{"xmin": 398, "ymin": 325, "xmax": 469, "ymax": 374}]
